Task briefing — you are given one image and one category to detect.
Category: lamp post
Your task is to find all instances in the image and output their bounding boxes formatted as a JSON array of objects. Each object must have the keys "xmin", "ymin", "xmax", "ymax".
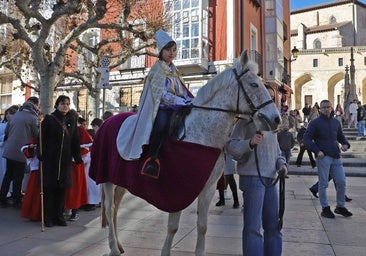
[{"xmin": 290, "ymin": 46, "xmax": 299, "ymax": 62}]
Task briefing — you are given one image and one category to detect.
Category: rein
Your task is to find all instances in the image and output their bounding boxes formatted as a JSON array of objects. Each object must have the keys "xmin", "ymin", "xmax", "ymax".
[
  {"xmin": 189, "ymin": 68, "xmax": 273, "ymax": 117},
  {"xmin": 241, "ymin": 118, "xmax": 285, "ymax": 232}
]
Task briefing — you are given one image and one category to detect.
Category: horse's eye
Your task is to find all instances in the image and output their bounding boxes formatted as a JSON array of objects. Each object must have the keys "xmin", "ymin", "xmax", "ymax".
[{"xmin": 250, "ymin": 82, "xmax": 258, "ymax": 87}]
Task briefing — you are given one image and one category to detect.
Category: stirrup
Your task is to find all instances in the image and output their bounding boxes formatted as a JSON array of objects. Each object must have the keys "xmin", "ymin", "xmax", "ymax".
[{"xmin": 141, "ymin": 157, "xmax": 161, "ymax": 179}]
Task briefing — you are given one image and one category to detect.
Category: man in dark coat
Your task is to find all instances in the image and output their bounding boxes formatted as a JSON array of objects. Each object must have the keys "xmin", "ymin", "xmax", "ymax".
[
  {"xmin": 0, "ymin": 97, "xmax": 39, "ymax": 208},
  {"xmin": 40, "ymin": 95, "xmax": 82, "ymax": 227}
]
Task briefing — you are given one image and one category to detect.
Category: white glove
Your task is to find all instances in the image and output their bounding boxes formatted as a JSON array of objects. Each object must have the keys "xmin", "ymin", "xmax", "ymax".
[
  {"xmin": 161, "ymin": 92, "xmax": 176, "ymax": 105},
  {"xmin": 175, "ymin": 97, "xmax": 186, "ymax": 105}
]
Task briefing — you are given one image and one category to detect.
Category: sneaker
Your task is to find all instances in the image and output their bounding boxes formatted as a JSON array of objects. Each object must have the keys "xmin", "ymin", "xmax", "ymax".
[
  {"xmin": 345, "ymin": 196, "xmax": 353, "ymax": 202},
  {"xmin": 321, "ymin": 206, "xmax": 335, "ymax": 218},
  {"xmin": 69, "ymin": 213, "xmax": 79, "ymax": 221},
  {"xmin": 309, "ymin": 188, "xmax": 319, "ymax": 198},
  {"xmin": 334, "ymin": 207, "xmax": 353, "ymax": 217}
]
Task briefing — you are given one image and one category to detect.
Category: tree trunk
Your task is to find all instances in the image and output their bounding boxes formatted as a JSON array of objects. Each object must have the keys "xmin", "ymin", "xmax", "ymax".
[{"xmin": 39, "ymin": 73, "xmax": 56, "ymax": 115}]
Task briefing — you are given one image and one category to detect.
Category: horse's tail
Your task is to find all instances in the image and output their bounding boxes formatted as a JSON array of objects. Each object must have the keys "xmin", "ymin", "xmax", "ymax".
[{"xmin": 101, "ymin": 185, "xmax": 108, "ymax": 228}]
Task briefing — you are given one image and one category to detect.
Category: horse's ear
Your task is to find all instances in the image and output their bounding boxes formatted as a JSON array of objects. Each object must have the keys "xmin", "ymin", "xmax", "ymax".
[{"xmin": 240, "ymin": 50, "xmax": 248, "ymax": 66}]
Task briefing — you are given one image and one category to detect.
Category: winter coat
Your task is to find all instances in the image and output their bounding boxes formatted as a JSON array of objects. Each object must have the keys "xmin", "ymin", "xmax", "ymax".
[
  {"xmin": 2, "ymin": 101, "xmax": 39, "ymax": 163},
  {"xmin": 40, "ymin": 110, "xmax": 82, "ymax": 188},
  {"xmin": 303, "ymin": 113, "xmax": 350, "ymax": 159}
]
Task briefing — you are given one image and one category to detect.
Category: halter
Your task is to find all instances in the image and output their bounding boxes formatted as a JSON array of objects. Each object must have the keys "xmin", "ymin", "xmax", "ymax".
[
  {"xmin": 190, "ymin": 67, "xmax": 274, "ymax": 117},
  {"xmin": 232, "ymin": 68, "xmax": 273, "ymax": 116}
]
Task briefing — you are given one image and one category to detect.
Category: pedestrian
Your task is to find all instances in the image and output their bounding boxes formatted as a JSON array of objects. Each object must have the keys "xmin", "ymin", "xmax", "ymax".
[
  {"xmin": 303, "ymin": 99, "xmax": 352, "ymax": 218},
  {"xmin": 348, "ymin": 99, "xmax": 358, "ymax": 128},
  {"xmin": 215, "ymin": 153, "xmax": 239, "ymax": 209},
  {"xmin": 308, "ymin": 105, "xmax": 319, "ymax": 122},
  {"xmin": 20, "ymin": 138, "xmax": 42, "ymax": 221},
  {"xmin": 356, "ymin": 101, "xmax": 366, "ymax": 139},
  {"xmin": 0, "ymin": 105, "xmax": 19, "ymax": 188},
  {"xmin": 302, "ymin": 103, "xmax": 311, "ymax": 122},
  {"xmin": 88, "ymin": 118, "xmax": 103, "ymax": 138},
  {"xmin": 64, "ymin": 113, "xmax": 89, "ymax": 221},
  {"xmin": 117, "ymin": 29, "xmax": 193, "ymax": 179},
  {"xmin": 334, "ymin": 103, "xmax": 344, "ymax": 128},
  {"xmin": 77, "ymin": 117, "xmax": 100, "ymax": 212},
  {"xmin": 226, "ymin": 85, "xmax": 288, "ymax": 256},
  {"xmin": 277, "ymin": 123, "xmax": 295, "ymax": 165},
  {"xmin": 40, "ymin": 95, "xmax": 83, "ymax": 227},
  {"xmin": 295, "ymin": 122, "xmax": 316, "ymax": 168},
  {"xmin": 0, "ymin": 97, "xmax": 39, "ymax": 208},
  {"xmin": 102, "ymin": 111, "xmax": 113, "ymax": 121}
]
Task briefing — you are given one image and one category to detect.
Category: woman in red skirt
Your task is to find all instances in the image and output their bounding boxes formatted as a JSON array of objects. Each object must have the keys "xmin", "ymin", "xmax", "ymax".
[
  {"xmin": 64, "ymin": 115, "xmax": 89, "ymax": 221},
  {"xmin": 21, "ymin": 139, "xmax": 41, "ymax": 221}
]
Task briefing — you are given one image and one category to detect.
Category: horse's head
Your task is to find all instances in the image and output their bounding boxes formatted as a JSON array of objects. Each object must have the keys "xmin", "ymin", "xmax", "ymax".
[{"xmin": 233, "ymin": 50, "xmax": 281, "ymax": 131}]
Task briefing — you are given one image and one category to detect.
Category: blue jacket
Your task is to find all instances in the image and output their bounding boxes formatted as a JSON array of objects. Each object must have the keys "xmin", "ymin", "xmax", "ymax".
[{"xmin": 303, "ymin": 113, "xmax": 350, "ymax": 159}]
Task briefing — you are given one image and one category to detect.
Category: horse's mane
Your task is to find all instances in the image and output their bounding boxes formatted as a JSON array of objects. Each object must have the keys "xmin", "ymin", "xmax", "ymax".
[{"xmin": 193, "ymin": 58, "xmax": 258, "ymax": 106}]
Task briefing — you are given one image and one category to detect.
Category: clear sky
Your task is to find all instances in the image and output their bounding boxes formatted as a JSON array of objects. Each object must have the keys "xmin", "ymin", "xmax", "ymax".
[{"xmin": 291, "ymin": 0, "xmax": 366, "ymax": 10}]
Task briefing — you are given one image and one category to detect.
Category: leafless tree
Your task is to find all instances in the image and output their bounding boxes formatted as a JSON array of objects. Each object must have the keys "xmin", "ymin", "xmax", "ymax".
[{"xmin": 0, "ymin": 0, "xmax": 170, "ymax": 114}]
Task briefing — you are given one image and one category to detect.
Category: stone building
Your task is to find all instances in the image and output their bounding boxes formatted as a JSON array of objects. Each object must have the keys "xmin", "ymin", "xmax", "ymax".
[{"xmin": 290, "ymin": 0, "xmax": 366, "ymax": 113}]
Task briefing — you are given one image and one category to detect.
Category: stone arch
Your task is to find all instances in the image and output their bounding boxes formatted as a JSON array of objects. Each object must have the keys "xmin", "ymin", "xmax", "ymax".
[
  {"xmin": 328, "ymin": 72, "xmax": 345, "ymax": 106},
  {"xmin": 294, "ymin": 73, "xmax": 312, "ymax": 110}
]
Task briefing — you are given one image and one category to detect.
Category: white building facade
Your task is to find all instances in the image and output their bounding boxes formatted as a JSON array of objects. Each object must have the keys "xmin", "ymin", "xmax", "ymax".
[{"xmin": 290, "ymin": 0, "xmax": 366, "ymax": 111}]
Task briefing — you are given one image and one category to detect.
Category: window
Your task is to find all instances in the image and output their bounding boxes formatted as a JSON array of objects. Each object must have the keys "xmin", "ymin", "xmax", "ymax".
[
  {"xmin": 169, "ymin": 0, "xmax": 206, "ymax": 60},
  {"xmin": 330, "ymin": 16, "xmax": 337, "ymax": 24},
  {"xmin": 364, "ymin": 57, "xmax": 366, "ymax": 65},
  {"xmin": 313, "ymin": 59, "xmax": 318, "ymax": 67},
  {"xmin": 314, "ymin": 39, "xmax": 321, "ymax": 49},
  {"xmin": 0, "ymin": 76, "xmax": 13, "ymax": 111},
  {"xmin": 250, "ymin": 25, "xmax": 258, "ymax": 55},
  {"xmin": 338, "ymin": 58, "xmax": 343, "ymax": 66}
]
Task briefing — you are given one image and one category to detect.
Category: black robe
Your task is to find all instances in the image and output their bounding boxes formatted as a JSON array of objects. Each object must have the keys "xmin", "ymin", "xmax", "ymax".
[{"xmin": 40, "ymin": 110, "xmax": 82, "ymax": 188}]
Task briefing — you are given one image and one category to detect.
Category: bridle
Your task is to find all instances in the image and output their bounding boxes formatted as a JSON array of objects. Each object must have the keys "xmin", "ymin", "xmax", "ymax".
[{"xmin": 189, "ymin": 68, "xmax": 274, "ymax": 117}]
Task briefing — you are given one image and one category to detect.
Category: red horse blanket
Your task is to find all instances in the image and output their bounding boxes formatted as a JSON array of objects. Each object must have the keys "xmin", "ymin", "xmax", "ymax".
[{"xmin": 89, "ymin": 112, "xmax": 221, "ymax": 213}]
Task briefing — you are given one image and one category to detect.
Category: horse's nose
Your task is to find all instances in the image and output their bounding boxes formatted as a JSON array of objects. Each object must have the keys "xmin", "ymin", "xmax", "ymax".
[{"xmin": 274, "ymin": 116, "xmax": 281, "ymax": 124}]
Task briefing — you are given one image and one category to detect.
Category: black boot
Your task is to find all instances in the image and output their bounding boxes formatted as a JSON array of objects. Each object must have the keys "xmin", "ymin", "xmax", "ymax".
[
  {"xmin": 233, "ymin": 192, "xmax": 239, "ymax": 209},
  {"xmin": 215, "ymin": 190, "xmax": 225, "ymax": 206}
]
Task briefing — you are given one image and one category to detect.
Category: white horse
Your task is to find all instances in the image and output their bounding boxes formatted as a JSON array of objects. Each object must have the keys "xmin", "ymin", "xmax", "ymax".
[{"xmin": 90, "ymin": 50, "xmax": 281, "ymax": 256}]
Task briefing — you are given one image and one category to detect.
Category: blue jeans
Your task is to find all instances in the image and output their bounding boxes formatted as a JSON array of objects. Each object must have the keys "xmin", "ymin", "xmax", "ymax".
[
  {"xmin": 239, "ymin": 176, "xmax": 282, "ymax": 256},
  {"xmin": 357, "ymin": 120, "xmax": 365, "ymax": 136},
  {"xmin": 281, "ymin": 150, "xmax": 291, "ymax": 164},
  {"xmin": 316, "ymin": 156, "xmax": 346, "ymax": 208}
]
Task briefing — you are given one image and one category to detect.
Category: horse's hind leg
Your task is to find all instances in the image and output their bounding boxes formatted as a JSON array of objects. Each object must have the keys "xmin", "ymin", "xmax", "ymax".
[
  {"xmin": 102, "ymin": 183, "xmax": 125, "ymax": 256},
  {"xmin": 114, "ymin": 186, "xmax": 126, "ymax": 253},
  {"xmin": 161, "ymin": 211, "xmax": 182, "ymax": 256}
]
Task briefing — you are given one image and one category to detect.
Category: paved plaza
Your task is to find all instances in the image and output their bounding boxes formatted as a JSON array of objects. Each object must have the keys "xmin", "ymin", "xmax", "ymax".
[{"xmin": 0, "ymin": 167, "xmax": 366, "ymax": 256}]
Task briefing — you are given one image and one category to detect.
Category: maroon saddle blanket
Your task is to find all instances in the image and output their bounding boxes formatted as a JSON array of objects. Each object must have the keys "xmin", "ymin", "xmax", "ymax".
[{"xmin": 89, "ymin": 112, "xmax": 221, "ymax": 213}]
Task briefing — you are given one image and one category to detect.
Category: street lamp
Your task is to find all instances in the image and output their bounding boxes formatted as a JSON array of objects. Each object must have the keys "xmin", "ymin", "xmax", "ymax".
[{"xmin": 291, "ymin": 46, "xmax": 299, "ymax": 61}]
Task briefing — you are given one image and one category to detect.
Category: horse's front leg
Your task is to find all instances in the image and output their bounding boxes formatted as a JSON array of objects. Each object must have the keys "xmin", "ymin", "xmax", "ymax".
[
  {"xmin": 102, "ymin": 183, "xmax": 123, "ymax": 256},
  {"xmin": 161, "ymin": 211, "xmax": 182, "ymax": 256},
  {"xmin": 195, "ymin": 184, "xmax": 216, "ymax": 256}
]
